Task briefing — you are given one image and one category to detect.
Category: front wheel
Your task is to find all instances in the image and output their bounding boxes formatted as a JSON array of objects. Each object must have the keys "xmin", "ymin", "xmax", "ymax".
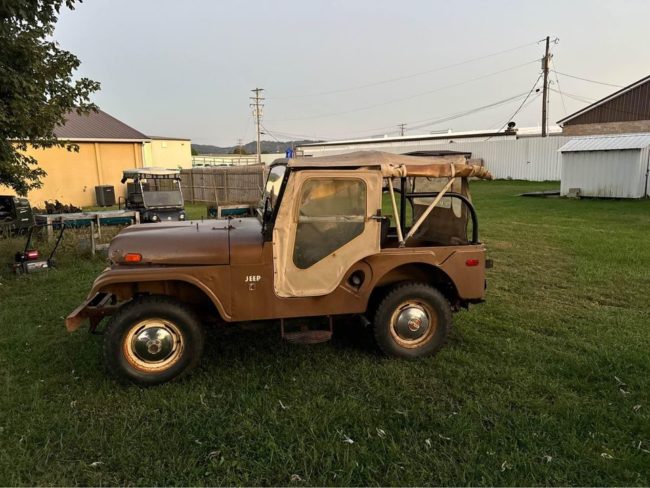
[
  {"xmin": 373, "ymin": 282, "xmax": 452, "ymax": 358},
  {"xmin": 103, "ymin": 296, "xmax": 205, "ymax": 386}
]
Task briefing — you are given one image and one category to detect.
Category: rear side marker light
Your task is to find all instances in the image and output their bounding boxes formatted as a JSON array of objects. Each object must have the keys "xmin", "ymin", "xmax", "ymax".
[
  {"xmin": 465, "ymin": 258, "xmax": 480, "ymax": 267},
  {"xmin": 124, "ymin": 253, "xmax": 142, "ymax": 263}
]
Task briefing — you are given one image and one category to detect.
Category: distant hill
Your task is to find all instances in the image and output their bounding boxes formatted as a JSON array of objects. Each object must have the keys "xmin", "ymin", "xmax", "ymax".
[{"xmin": 192, "ymin": 139, "xmax": 321, "ymax": 155}]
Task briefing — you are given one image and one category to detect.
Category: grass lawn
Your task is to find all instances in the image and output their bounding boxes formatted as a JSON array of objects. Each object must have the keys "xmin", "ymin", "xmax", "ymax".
[{"xmin": 0, "ymin": 180, "xmax": 648, "ymax": 485}]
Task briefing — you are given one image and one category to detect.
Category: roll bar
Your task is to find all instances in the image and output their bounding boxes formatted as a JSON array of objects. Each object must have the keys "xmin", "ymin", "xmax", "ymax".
[{"xmin": 405, "ymin": 191, "xmax": 480, "ymax": 244}]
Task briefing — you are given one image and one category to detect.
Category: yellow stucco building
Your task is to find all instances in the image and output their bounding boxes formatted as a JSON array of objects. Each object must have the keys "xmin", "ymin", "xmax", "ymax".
[
  {"xmin": 143, "ymin": 136, "xmax": 192, "ymax": 169},
  {"xmin": 2, "ymin": 110, "xmax": 191, "ymax": 207}
]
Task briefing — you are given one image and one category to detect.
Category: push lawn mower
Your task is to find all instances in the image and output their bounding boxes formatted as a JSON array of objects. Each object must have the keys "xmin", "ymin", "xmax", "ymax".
[{"xmin": 12, "ymin": 223, "xmax": 65, "ymax": 274}]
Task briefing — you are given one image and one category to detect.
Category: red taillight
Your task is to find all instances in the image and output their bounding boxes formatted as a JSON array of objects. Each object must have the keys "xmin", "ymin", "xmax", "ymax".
[
  {"xmin": 123, "ymin": 253, "xmax": 142, "ymax": 263},
  {"xmin": 25, "ymin": 249, "xmax": 39, "ymax": 260},
  {"xmin": 465, "ymin": 258, "xmax": 480, "ymax": 267}
]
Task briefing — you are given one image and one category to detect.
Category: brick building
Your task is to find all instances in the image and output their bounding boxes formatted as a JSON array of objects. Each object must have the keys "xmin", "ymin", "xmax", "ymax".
[{"xmin": 558, "ymin": 75, "xmax": 650, "ymax": 136}]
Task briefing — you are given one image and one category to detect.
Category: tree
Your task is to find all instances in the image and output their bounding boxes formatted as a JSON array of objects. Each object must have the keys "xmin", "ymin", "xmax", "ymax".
[
  {"xmin": 190, "ymin": 146, "xmax": 198, "ymax": 156},
  {"xmin": 231, "ymin": 146, "xmax": 248, "ymax": 155},
  {"xmin": 0, "ymin": 0, "xmax": 100, "ymax": 195}
]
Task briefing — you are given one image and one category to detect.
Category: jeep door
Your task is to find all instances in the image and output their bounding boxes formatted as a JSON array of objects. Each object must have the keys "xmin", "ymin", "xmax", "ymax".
[{"xmin": 273, "ymin": 170, "xmax": 382, "ymax": 298}]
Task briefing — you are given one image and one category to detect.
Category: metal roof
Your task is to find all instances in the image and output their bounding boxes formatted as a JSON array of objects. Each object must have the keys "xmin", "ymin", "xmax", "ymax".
[
  {"xmin": 559, "ymin": 133, "xmax": 650, "ymax": 152},
  {"xmin": 54, "ymin": 109, "xmax": 149, "ymax": 141},
  {"xmin": 148, "ymin": 135, "xmax": 192, "ymax": 141},
  {"xmin": 557, "ymin": 74, "xmax": 650, "ymax": 125}
]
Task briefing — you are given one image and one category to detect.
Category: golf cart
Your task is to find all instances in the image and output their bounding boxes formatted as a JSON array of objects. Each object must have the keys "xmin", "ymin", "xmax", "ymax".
[
  {"xmin": 0, "ymin": 195, "xmax": 34, "ymax": 236},
  {"xmin": 121, "ymin": 168, "xmax": 186, "ymax": 223}
]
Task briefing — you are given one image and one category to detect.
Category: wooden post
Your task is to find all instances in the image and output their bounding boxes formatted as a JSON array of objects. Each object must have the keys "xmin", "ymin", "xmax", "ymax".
[{"xmin": 90, "ymin": 221, "xmax": 96, "ymax": 256}]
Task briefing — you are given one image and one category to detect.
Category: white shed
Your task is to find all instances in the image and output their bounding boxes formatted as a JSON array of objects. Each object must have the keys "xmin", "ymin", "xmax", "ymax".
[{"xmin": 559, "ymin": 134, "xmax": 650, "ymax": 198}]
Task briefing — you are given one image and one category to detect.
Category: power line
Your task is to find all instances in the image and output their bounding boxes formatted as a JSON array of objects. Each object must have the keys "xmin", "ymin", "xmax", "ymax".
[
  {"xmin": 552, "ymin": 70, "xmax": 622, "ymax": 88},
  {"xmin": 549, "ymin": 88, "xmax": 593, "ymax": 103},
  {"xmin": 260, "ymin": 127, "xmax": 331, "ymax": 141},
  {"xmin": 355, "ymin": 92, "xmax": 532, "ymax": 136},
  {"xmin": 265, "ymin": 91, "xmax": 533, "ymax": 142},
  {"xmin": 266, "ymin": 59, "xmax": 539, "ymax": 122},
  {"xmin": 550, "ymin": 59, "xmax": 568, "ymax": 117},
  {"xmin": 486, "ymin": 72, "xmax": 543, "ymax": 140},
  {"xmin": 259, "ymin": 123, "xmax": 286, "ymax": 144},
  {"xmin": 408, "ymin": 92, "xmax": 531, "ymax": 131},
  {"xmin": 268, "ymin": 40, "xmax": 541, "ymax": 100}
]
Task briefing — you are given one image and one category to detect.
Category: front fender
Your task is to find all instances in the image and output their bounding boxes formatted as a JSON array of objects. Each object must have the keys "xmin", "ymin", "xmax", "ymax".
[{"xmin": 66, "ymin": 265, "xmax": 231, "ymax": 331}]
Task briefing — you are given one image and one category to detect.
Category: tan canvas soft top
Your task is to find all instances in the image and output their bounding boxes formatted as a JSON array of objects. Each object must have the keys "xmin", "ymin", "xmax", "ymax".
[{"xmin": 288, "ymin": 150, "xmax": 493, "ymax": 180}]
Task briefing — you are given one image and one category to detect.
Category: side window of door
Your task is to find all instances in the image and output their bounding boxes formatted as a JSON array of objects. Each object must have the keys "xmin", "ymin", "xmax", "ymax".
[{"xmin": 293, "ymin": 178, "xmax": 366, "ymax": 269}]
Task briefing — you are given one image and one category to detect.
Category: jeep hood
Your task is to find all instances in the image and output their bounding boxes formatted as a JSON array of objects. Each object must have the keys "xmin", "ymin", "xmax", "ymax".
[{"xmin": 108, "ymin": 220, "xmax": 233, "ymax": 265}]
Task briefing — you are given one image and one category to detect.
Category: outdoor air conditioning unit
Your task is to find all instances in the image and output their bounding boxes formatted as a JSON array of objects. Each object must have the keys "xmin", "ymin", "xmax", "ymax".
[
  {"xmin": 95, "ymin": 185, "xmax": 116, "ymax": 206},
  {"xmin": 567, "ymin": 188, "xmax": 582, "ymax": 199}
]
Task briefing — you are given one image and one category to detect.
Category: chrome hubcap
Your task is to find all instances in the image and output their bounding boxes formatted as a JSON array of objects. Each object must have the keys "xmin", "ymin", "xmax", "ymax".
[
  {"xmin": 123, "ymin": 319, "xmax": 184, "ymax": 372},
  {"xmin": 389, "ymin": 300, "xmax": 437, "ymax": 348},
  {"xmin": 132, "ymin": 326, "xmax": 175, "ymax": 362},
  {"xmin": 394, "ymin": 304, "xmax": 430, "ymax": 341}
]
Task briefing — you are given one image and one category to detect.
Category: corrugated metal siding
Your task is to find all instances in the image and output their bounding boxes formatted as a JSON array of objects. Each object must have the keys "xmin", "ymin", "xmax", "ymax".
[
  {"xmin": 559, "ymin": 133, "xmax": 650, "ymax": 152},
  {"xmin": 560, "ymin": 150, "xmax": 646, "ymax": 198},
  {"xmin": 565, "ymin": 81, "xmax": 650, "ymax": 125},
  {"xmin": 302, "ymin": 136, "xmax": 570, "ymax": 181},
  {"xmin": 640, "ymin": 147, "xmax": 650, "ymax": 197}
]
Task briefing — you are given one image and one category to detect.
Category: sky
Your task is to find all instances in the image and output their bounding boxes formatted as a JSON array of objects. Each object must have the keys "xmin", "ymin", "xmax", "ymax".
[{"xmin": 54, "ymin": 0, "xmax": 650, "ymax": 146}]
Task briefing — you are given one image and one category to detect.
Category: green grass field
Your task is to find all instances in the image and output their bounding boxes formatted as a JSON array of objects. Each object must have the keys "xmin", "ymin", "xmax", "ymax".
[{"xmin": 0, "ymin": 181, "xmax": 648, "ymax": 486}]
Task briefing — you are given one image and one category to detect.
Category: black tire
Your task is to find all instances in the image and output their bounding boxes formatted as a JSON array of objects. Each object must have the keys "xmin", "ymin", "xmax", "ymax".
[
  {"xmin": 103, "ymin": 295, "xmax": 205, "ymax": 386},
  {"xmin": 373, "ymin": 282, "xmax": 452, "ymax": 359}
]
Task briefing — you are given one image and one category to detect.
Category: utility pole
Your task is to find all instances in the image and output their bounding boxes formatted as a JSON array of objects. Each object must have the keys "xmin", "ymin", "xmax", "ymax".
[
  {"xmin": 250, "ymin": 88, "xmax": 264, "ymax": 164},
  {"xmin": 398, "ymin": 123, "xmax": 407, "ymax": 136},
  {"xmin": 237, "ymin": 138, "xmax": 243, "ymax": 163},
  {"xmin": 541, "ymin": 36, "xmax": 551, "ymax": 137}
]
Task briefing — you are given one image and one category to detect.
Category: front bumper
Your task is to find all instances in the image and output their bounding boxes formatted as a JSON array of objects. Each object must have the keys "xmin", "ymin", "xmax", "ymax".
[{"xmin": 65, "ymin": 292, "xmax": 118, "ymax": 332}]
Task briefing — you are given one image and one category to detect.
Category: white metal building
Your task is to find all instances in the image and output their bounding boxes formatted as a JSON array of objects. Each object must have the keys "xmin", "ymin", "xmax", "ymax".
[
  {"xmin": 559, "ymin": 134, "xmax": 650, "ymax": 198},
  {"xmin": 299, "ymin": 128, "xmax": 567, "ymax": 181}
]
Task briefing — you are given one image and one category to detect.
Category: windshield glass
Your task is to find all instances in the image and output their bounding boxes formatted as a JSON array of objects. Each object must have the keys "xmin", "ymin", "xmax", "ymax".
[
  {"xmin": 262, "ymin": 164, "xmax": 286, "ymax": 213},
  {"xmin": 141, "ymin": 179, "xmax": 183, "ymax": 208}
]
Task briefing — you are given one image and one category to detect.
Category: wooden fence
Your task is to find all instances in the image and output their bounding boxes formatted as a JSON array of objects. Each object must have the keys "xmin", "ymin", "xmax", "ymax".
[{"xmin": 180, "ymin": 165, "xmax": 266, "ymax": 205}]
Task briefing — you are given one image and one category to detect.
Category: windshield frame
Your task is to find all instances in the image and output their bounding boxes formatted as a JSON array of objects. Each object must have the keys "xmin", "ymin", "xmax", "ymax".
[{"xmin": 261, "ymin": 162, "xmax": 289, "ymax": 240}]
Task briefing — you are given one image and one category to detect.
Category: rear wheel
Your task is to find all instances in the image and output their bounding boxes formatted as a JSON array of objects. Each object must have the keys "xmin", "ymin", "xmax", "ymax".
[
  {"xmin": 373, "ymin": 282, "xmax": 452, "ymax": 358},
  {"xmin": 103, "ymin": 296, "xmax": 205, "ymax": 386}
]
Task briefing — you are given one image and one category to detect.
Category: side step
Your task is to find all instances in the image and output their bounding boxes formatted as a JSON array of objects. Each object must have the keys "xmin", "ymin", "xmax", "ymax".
[{"xmin": 281, "ymin": 316, "xmax": 333, "ymax": 344}]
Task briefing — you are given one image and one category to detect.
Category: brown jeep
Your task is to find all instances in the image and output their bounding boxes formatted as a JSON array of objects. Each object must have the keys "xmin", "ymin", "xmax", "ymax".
[{"xmin": 66, "ymin": 151, "xmax": 492, "ymax": 386}]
